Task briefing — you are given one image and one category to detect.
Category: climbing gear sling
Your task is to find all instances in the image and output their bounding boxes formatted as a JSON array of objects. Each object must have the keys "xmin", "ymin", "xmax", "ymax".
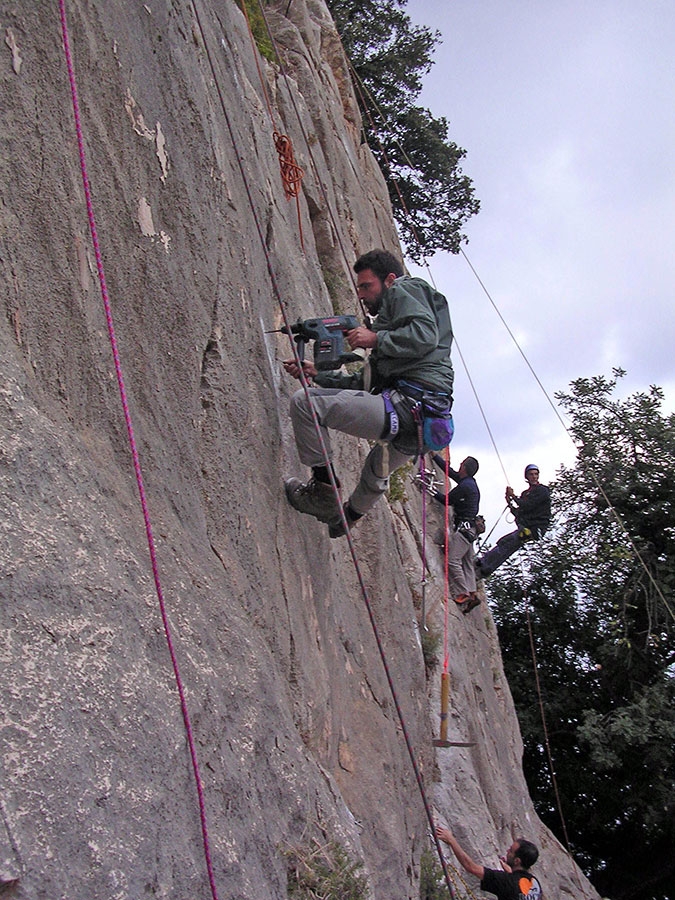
[{"xmin": 396, "ymin": 379, "xmax": 454, "ymax": 452}]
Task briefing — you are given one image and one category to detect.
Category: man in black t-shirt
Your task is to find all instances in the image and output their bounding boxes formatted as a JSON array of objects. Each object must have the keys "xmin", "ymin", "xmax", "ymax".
[{"xmin": 435, "ymin": 825, "xmax": 542, "ymax": 899}]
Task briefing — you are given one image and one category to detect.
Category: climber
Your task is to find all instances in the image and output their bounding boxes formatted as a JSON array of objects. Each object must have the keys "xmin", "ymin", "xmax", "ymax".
[
  {"xmin": 429, "ymin": 454, "xmax": 482, "ymax": 612},
  {"xmin": 435, "ymin": 826, "xmax": 542, "ymax": 899},
  {"xmin": 475, "ymin": 465, "xmax": 551, "ymax": 578},
  {"xmin": 283, "ymin": 248, "xmax": 454, "ymax": 538}
]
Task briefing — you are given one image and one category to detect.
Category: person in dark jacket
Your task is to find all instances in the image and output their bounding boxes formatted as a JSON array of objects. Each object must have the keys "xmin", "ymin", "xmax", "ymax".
[
  {"xmin": 476, "ymin": 464, "xmax": 551, "ymax": 578},
  {"xmin": 430, "ymin": 454, "xmax": 481, "ymax": 610},
  {"xmin": 435, "ymin": 826, "xmax": 542, "ymax": 899},
  {"xmin": 283, "ymin": 249, "xmax": 454, "ymax": 538}
]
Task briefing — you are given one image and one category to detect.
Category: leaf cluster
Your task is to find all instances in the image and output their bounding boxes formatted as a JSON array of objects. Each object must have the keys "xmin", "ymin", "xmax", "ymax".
[
  {"xmin": 419, "ymin": 849, "xmax": 452, "ymax": 900},
  {"xmin": 489, "ymin": 372, "xmax": 675, "ymax": 900},
  {"xmin": 236, "ymin": 0, "xmax": 275, "ymax": 61},
  {"xmin": 283, "ymin": 839, "xmax": 369, "ymax": 900},
  {"xmin": 326, "ymin": 0, "xmax": 479, "ymax": 261}
]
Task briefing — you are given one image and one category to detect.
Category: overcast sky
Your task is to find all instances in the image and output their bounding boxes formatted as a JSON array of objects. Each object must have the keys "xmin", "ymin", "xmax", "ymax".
[{"xmin": 404, "ymin": 0, "xmax": 675, "ymax": 535}]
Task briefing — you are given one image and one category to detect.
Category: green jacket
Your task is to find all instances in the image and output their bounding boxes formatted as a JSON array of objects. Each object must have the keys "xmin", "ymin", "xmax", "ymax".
[{"xmin": 316, "ymin": 276, "xmax": 454, "ymax": 395}]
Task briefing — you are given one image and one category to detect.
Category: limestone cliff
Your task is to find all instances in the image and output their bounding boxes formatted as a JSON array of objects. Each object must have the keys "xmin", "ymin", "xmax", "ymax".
[{"xmin": 0, "ymin": 2, "xmax": 599, "ymax": 898}]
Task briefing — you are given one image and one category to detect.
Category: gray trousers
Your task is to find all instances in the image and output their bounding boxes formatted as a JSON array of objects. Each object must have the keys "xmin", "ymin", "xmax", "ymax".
[
  {"xmin": 445, "ymin": 529, "xmax": 477, "ymax": 599},
  {"xmin": 289, "ymin": 387, "xmax": 414, "ymax": 516}
]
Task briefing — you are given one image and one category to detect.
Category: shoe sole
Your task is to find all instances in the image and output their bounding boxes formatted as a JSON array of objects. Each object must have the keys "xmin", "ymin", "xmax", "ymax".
[
  {"xmin": 461, "ymin": 596, "xmax": 481, "ymax": 614},
  {"xmin": 284, "ymin": 479, "xmax": 340, "ymax": 524}
]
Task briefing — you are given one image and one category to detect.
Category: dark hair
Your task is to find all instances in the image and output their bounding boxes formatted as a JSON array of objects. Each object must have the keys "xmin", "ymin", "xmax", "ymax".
[
  {"xmin": 354, "ymin": 249, "xmax": 404, "ymax": 282},
  {"xmin": 515, "ymin": 839, "xmax": 539, "ymax": 869},
  {"xmin": 463, "ymin": 456, "xmax": 479, "ymax": 477}
]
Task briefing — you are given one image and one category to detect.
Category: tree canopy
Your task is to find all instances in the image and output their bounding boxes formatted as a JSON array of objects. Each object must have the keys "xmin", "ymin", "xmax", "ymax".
[
  {"xmin": 488, "ymin": 371, "xmax": 675, "ymax": 900},
  {"xmin": 326, "ymin": 0, "xmax": 479, "ymax": 262}
]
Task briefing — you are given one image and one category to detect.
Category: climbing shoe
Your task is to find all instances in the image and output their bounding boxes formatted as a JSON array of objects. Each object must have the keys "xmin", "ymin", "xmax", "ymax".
[
  {"xmin": 453, "ymin": 593, "xmax": 471, "ymax": 606},
  {"xmin": 284, "ymin": 477, "xmax": 341, "ymax": 524},
  {"xmin": 328, "ymin": 503, "xmax": 363, "ymax": 539},
  {"xmin": 461, "ymin": 592, "xmax": 481, "ymax": 614}
]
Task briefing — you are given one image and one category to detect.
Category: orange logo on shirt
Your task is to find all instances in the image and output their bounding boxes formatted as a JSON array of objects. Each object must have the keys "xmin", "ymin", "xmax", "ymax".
[{"xmin": 519, "ymin": 877, "xmax": 533, "ymax": 896}]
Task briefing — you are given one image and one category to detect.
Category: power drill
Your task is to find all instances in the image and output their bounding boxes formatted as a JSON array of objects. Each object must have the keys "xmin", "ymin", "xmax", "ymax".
[{"xmin": 270, "ymin": 315, "xmax": 362, "ymax": 370}]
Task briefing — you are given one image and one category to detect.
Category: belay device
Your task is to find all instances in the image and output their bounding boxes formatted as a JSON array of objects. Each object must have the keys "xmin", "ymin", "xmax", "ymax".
[{"xmin": 270, "ymin": 315, "xmax": 362, "ymax": 370}]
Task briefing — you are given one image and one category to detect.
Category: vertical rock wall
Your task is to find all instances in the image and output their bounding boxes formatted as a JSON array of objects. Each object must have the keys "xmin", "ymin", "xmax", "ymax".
[{"xmin": 0, "ymin": 2, "xmax": 599, "ymax": 898}]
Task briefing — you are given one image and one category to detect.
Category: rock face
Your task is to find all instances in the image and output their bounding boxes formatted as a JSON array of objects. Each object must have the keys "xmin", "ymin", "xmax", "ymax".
[{"xmin": 0, "ymin": 2, "xmax": 599, "ymax": 899}]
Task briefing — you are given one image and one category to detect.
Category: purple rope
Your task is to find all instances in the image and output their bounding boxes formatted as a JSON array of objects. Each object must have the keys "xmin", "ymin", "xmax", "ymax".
[
  {"xmin": 58, "ymin": 3, "xmax": 219, "ymax": 897},
  {"xmin": 419, "ymin": 453, "xmax": 428, "ymax": 592}
]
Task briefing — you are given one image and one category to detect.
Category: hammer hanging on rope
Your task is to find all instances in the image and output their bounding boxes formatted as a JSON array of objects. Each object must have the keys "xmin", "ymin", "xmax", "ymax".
[{"xmin": 432, "ymin": 671, "xmax": 475, "ymax": 749}]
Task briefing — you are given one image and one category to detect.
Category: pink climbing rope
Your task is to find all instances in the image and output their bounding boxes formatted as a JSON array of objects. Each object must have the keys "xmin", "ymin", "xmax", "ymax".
[
  {"xmin": 442, "ymin": 447, "xmax": 451, "ymax": 675},
  {"xmin": 58, "ymin": 3, "xmax": 219, "ymax": 897}
]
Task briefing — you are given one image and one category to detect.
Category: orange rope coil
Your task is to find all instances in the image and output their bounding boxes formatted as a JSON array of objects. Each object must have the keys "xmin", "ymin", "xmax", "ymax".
[{"xmin": 273, "ymin": 131, "xmax": 304, "ymax": 199}]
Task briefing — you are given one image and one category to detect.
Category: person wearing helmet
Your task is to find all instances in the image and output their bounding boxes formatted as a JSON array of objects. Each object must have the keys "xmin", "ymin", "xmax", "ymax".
[{"xmin": 475, "ymin": 465, "xmax": 551, "ymax": 578}]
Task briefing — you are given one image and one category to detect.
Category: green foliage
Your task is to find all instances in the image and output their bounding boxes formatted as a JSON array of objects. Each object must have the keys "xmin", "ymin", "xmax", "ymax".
[
  {"xmin": 419, "ymin": 849, "xmax": 452, "ymax": 899},
  {"xmin": 384, "ymin": 106, "xmax": 479, "ymax": 259},
  {"xmin": 388, "ymin": 460, "xmax": 413, "ymax": 502},
  {"xmin": 237, "ymin": 0, "xmax": 274, "ymax": 62},
  {"xmin": 489, "ymin": 371, "xmax": 675, "ymax": 900},
  {"xmin": 420, "ymin": 622, "xmax": 442, "ymax": 674},
  {"xmin": 283, "ymin": 839, "xmax": 369, "ymax": 900},
  {"xmin": 325, "ymin": 0, "xmax": 479, "ymax": 261}
]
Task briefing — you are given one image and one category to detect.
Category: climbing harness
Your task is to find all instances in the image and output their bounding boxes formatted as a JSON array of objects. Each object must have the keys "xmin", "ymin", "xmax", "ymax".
[
  {"xmin": 396, "ymin": 379, "xmax": 454, "ymax": 452},
  {"xmin": 382, "ymin": 380, "xmax": 452, "ymax": 634},
  {"xmin": 380, "ymin": 389, "xmax": 400, "ymax": 441}
]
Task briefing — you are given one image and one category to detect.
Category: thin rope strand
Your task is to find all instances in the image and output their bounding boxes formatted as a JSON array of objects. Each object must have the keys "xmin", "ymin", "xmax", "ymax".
[
  {"xmin": 193, "ymin": 8, "xmax": 460, "ymax": 894},
  {"xmin": 460, "ymin": 248, "xmax": 673, "ymax": 621},
  {"xmin": 518, "ymin": 553, "xmax": 587, "ymax": 896},
  {"xmin": 522, "ymin": 582, "xmax": 572, "ymax": 851},
  {"xmin": 339, "ymin": 28, "xmax": 673, "ymax": 888},
  {"xmin": 349, "ymin": 46, "xmax": 671, "ymax": 620},
  {"xmin": 236, "ymin": 0, "xmax": 305, "ymax": 245},
  {"xmin": 343, "ymin": 37, "xmax": 586, "ymax": 872},
  {"xmin": 254, "ymin": 0, "xmax": 367, "ymax": 318}
]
